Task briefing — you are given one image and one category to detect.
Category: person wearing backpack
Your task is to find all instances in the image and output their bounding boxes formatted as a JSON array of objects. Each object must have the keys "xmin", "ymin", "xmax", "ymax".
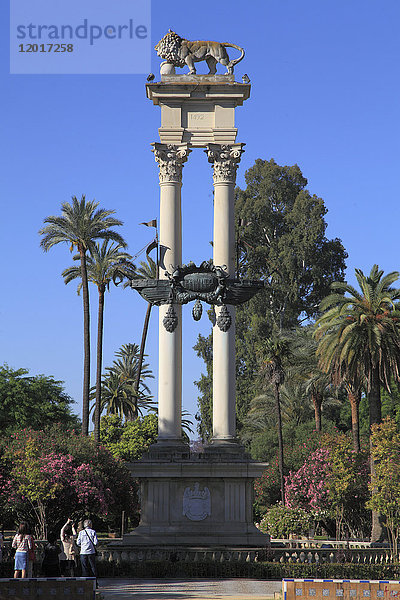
[{"xmin": 76, "ymin": 519, "xmax": 97, "ymax": 578}]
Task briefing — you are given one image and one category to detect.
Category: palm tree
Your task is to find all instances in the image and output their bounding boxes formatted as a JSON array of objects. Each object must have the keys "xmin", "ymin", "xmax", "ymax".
[
  {"xmin": 289, "ymin": 327, "xmax": 335, "ymax": 433},
  {"xmin": 98, "ymin": 343, "xmax": 155, "ymax": 421},
  {"xmin": 314, "ymin": 264, "xmax": 400, "ymax": 541},
  {"xmin": 243, "ymin": 381, "xmax": 314, "ymax": 455},
  {"xmin": 132, "ymin": 256, "xmax": 157, "ymax": 399},
  {"xmin": 62, "ymin": 241, "xmax": 131, "ymax": 443},
  {"xmin": 39, "ymin": 195, "xmax": 126, "ymax": 436},
  {"xmin": 258, "ymin": 336, "xmax": 291, "ymax": 505}
]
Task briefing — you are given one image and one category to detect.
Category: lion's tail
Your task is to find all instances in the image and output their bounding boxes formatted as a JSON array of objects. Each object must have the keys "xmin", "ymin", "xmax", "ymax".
[{"xmin": 222, "ymin": 43, "xmax": 245, "ymax": 68}]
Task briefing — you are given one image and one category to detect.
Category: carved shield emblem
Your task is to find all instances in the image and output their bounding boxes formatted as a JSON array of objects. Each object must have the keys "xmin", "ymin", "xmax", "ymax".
[{"xmin": 183, "ymin": 483, "xmax": 211, "ymax": 521}]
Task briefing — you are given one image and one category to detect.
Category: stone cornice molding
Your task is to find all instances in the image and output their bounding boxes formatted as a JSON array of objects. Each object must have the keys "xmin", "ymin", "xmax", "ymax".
[
  {"xmin": 152, "ymin": 143, "xmax": 191, "ymax": 184},
  {"xmin": 205, "ymin": 143, "xmax": 245, "ymax": 184}
]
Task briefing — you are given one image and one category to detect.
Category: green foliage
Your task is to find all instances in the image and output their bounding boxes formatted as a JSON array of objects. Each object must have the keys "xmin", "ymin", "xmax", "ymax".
[
  {"xmin": 259, "ymin": 504, "xmax": 312, "ymax": 538},
  {"xmin": 0, "ymin": 424, "xmax": 137, "ymax": 537},
  {"xmin": 92, "ymin": 559, "xmax": 400, "ymax": 581},
  {"xmin": 253, "ymin": 426, "xmax": 324, "ymax": 517},
  {"xmin": 315, "ymin": 264, "xmax": 400, "ymax": 422},
  {"xmin": 283, "ymin": 431, "xmax": 370, "ymax": 539},
  {"xmin": 193, "ymin": 332, "xmax": 213, "ymax": 442},
  {"xmin": 381, "ymin": 386, "xmax": 400, "ymax": 430},
  {"xmin": 323, "ymin": 432, "xmax": 370, "ymax": 539},
  {"xmin": 195, "ymin": 158, "xmax": 347, "ymax": 441},
  {"xmin": 39, "ymin": 195, "xmax": 126, "ymax": 255},
  {"xmin": 0, "ymin": 365, "xmax": 80, "ymax": 432},
  {"xmin": 95, "ymin": 343, "xmax": 155, "ymax": 421},
  {"xmin": 100, "ymin": 414, "xmax": 158, "ymax": 461},
  {"xmin": 368, "ymin": 417, "xmax": 400, "ymax": 554},
  {"xmin": 39, "ymin": 194, "xmax": 127, "ymax": 436},
  {"xmin": 235, "ymin": 159, "xmax": 347, "ymax": 324}
]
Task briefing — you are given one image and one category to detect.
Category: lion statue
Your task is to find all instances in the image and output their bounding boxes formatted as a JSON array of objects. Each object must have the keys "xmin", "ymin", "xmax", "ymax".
[{"xmin": 155, "ymin": 30, "xmax": 245, "ymax": 75}]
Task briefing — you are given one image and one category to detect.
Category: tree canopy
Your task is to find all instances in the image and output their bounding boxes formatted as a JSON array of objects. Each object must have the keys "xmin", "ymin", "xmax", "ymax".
[
  {"xmin": 195, "ymin": 158, "xmax": 347, "ymax": 441},
  {"xmin": 0, "ymin": 365, "xmax": 80, "ymax": 433}
]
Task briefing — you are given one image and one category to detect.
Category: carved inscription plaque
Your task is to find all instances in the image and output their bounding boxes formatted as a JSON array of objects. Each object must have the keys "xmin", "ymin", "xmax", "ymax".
[{"xmin": 183, "ymin": 106, "xmax": 214, "ymax": 129}]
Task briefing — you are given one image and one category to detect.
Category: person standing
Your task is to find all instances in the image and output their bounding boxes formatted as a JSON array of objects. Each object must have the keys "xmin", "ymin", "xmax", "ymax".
[
  {"xmin": 0, "ymin": 524, "xmax": 4, "ymax": 564},
  {"xmin": 26, "ymin": 524, "xmax": 36, "ymax": 578},
  {"xmin": 76, "ymin": 519, "xmax": 97, "ymax": 578},
  {"xmin": 41, "ymin": 533, "xmax": 61, "ymax": 577},
  {"xmin": 12, "ymin": 522, "xmax": 33, "ymax": 579},
  {"xmin": 60, "ymin": 518, "xmax": 77, "ymax": 576}
]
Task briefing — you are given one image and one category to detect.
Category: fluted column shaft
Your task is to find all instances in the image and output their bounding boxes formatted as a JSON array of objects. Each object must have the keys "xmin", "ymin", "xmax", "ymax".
[
  {"xmin": 206, "ymin": 144, "xmax": 245, "ymax": 443},
  {"xmin": 152, "ymin": 143, "xmax": 190, "ymax": 442}
]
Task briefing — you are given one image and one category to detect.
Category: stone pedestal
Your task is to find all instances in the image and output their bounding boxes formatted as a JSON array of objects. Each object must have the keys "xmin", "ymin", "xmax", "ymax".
[
  {"xmin": 146, "ymin": 75, "xmax": 250, "ymax": 148},
  {"xmin": 119, "ymin": 456, "xmax": 268, "ymax": 546}
]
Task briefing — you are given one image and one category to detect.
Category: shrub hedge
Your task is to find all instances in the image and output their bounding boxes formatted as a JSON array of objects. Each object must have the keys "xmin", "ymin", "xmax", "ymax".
[
  {"xmin": 2, "ymin": 559, "xmax": 400, "ymax": 580},
  {"xmin": 95, "ymin": 561, "xmax": 400, "ymax": 580}
]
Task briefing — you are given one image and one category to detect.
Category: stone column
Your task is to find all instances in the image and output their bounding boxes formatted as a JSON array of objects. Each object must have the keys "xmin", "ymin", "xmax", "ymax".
[
  {"xmin": 152, "ymin": 143, "xmax": 190, "ymax": 446},
  {"xmin": 206, "ymin": 143, "xmax": 245, "ymax": 446}
]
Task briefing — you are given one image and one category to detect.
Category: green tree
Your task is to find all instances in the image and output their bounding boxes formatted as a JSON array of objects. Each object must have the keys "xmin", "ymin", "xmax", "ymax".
[
  {"xmin": 0, "ymin": 365, "xmax": 79, "ymax": 432},
  {"xmin": 195, "ymin": 159, "xmax": 347, "ymax": 440},
  {"xmin": 62, "ymin": 241, "xmax": 131, "ymax": 444},
  {"xmin": 315, "ymin": 265, "xmax": 400, "ymax": 541},
  {"xmin": 289, "ymin": 326, "xmax": 338, "ymax": 433},
  {"xmin": 0, "ymin": 425, "xmax": 137, "ymax": 537},
  {"xmin": 99, "ymin": 413, "xmax": 158, "ymax": 461},
  {"xmin": 39, "ymin": 195, "xmax": 126, "ymax": 436},
  {"xmin": 97, "ymin": 343, "xmax": 154, "ymax": 421},
  {"xmin": 368, "ymin": 417, "xmax": 400, "ymax": 555},
  {"xmin": 324, "ymin": 432, "xmax": 369, "ymax": 540},
  {"xmin": 258, "ymin": 336, "xmax": 290, "ymax": 505}
]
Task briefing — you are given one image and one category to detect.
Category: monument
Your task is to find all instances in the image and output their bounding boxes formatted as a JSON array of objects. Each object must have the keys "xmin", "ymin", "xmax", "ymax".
[{"xmin": 115, "ymin": 31, "xmax": 268, "ymax": 548}]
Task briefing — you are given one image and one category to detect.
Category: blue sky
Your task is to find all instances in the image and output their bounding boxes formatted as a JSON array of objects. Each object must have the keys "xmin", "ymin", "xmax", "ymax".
[{"xmin": 2, "ymin": 1, "xmax": 400, "ymax": 433}]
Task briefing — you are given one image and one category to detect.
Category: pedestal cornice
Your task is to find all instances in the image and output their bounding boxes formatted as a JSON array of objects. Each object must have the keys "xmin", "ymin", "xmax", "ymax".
[
  {"xmin": 146, "ymin": 77, "xmax": 250, "ymax": 105},
  {"xmin": 147, "ymin": 77, "xmax": 250, "ymax": 147}
]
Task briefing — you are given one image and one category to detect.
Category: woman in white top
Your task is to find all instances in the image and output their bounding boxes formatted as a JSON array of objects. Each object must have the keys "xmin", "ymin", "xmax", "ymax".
[
  {"xmin": 12, "ymin": 522, "xmax": 33, "ymax": 578},
  {"xmin": 60, "ymin": 518, "xmax": 77, "ymax": 576}
]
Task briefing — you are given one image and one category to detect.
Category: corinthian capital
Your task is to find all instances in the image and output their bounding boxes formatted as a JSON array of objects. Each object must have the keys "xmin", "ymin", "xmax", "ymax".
[
  {"xmin": 205, "ymin": 143, "xmax": 245, "ymax": 184},
  {"xmin": 152, "ymin": 143, "xmax": 191, "ymax": 184}
]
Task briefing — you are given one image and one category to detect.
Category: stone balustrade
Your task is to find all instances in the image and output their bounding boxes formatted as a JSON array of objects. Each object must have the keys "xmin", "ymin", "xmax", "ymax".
[
  {"xmin": 2, "ymin": 540, "xmax": 394, "ymax": 566},
  {"xmin": 94, "ymin": 545, "xmax": 393, "ymax": 565}
]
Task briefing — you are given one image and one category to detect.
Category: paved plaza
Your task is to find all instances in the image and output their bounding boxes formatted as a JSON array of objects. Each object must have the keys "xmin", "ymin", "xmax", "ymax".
[{"xmin": 97, "ymin": 578, "xmax": 282, "ymax": 600}]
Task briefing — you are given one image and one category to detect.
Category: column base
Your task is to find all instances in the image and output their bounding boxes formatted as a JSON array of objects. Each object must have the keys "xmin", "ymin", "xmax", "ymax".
[
  {"xmin": 146, "ymin": 438, "xmax": 190, "ymax": 460},
  {"xmin": 203, "ymin": 437, "xmax": 246, "ymax": 460}
]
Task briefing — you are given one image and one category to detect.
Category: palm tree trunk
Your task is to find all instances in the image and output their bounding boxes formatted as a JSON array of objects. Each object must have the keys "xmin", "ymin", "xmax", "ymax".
[
  {"xmin": 311, "ymin": 391, "xmax": 323, "ymax": 432},
  {"xmin": 79, "ymin": 248, "xmax": 90, "ymax": 436},
  {"xmin": 134, "ymin": 302, "xmax": 152, "ymax": 404},
  {"xmin": 94, "ymin": 286, "xmax": 105, "ymax": 444},
  {"xmin": 348, "ymin": 389, "xmax": 361, "ymax": 452},
  {"xmin": 369, "ymin": 366, "xmax": 381, "ymax": 426},
  {"xmin": 274, "ymin": 382, "xmax": 285, "ymax": 505},
  {"xmin": 369, "ymin": 366, "xmax": 384, "ymax": 543}
]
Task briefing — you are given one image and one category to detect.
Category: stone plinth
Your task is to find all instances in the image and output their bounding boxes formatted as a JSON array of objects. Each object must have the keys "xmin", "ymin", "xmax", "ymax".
[
  {"xmin": 146, "ymin": 75, "xmax": 250, "ymax": 147},
  {"xmin": 115, "ymin": 455, "xmax": 268, "ymax": 547}
]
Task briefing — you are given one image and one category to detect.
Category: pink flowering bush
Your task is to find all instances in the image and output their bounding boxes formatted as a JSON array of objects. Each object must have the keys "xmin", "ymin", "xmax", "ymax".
[
  {"xmin": 284, "ymin": 433, "xmax": 369, "ymax": 539},
  {"xmin": 285, "ymin": 447, "xmax": 331, "ymax": 515},
  {"xmin": 0, "ymin": 426, "xmax": 137, "ymax": 538}
]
